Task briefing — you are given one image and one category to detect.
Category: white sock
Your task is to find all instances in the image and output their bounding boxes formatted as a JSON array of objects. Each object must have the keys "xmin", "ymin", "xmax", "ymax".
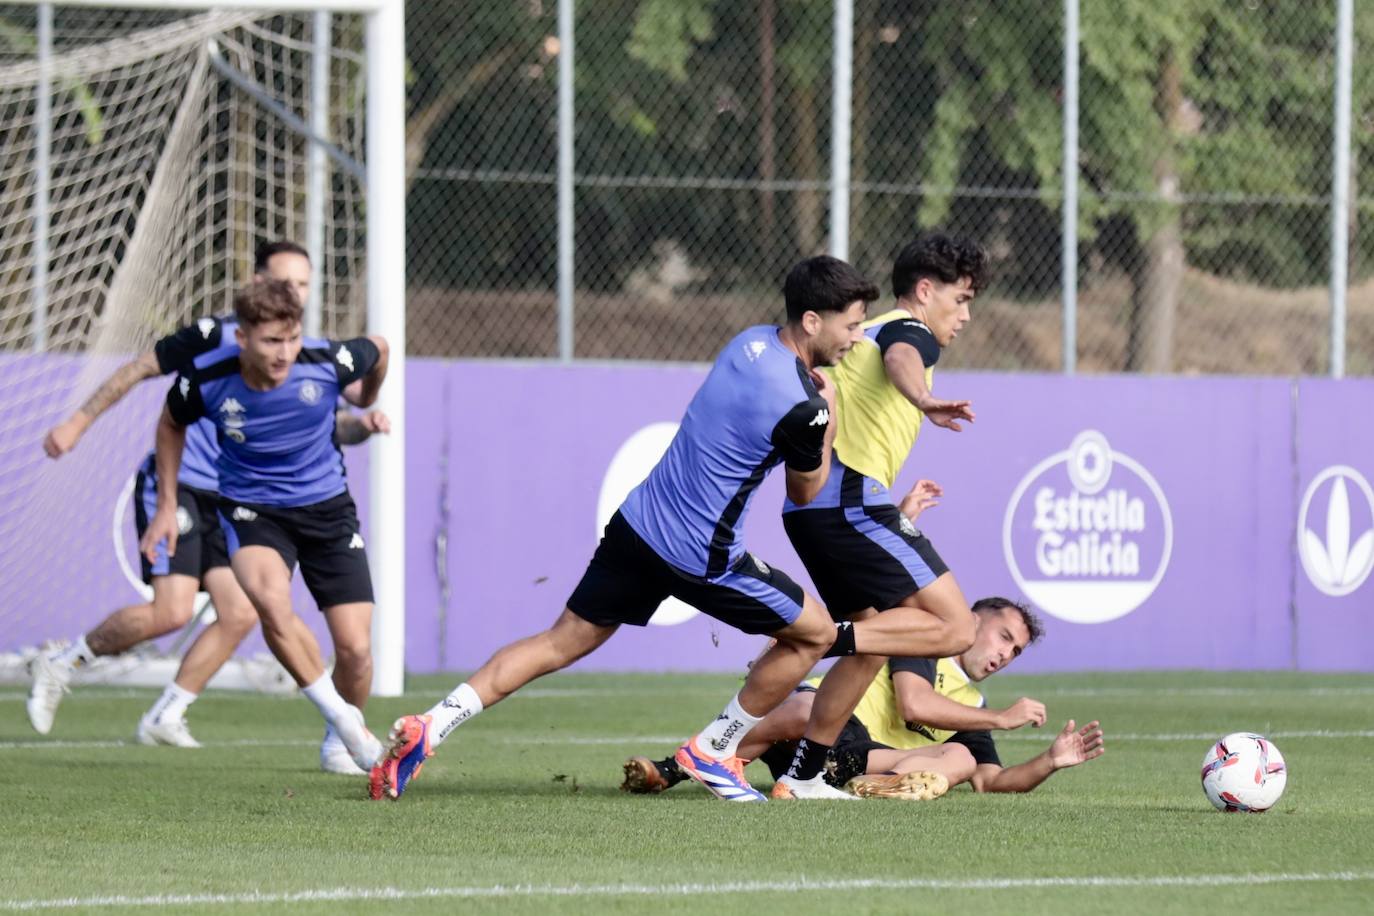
[
  {"xmin": 426, "ymin": 683, "xmax": 483, "ymax": 747},
  {"xmin": 693, "ymin": 692, "xmax": 763, "ymax": 760},
  {"xmin": 52, "ymin": 635, "xmax": 94, "ymax": 670},
  {"xmin": 146, "ymin": 683, "xmax": 198, "ymax": 724},
  {"xmin": 301, "ymin": 674, "xmax": 351, "ymax": 726}
]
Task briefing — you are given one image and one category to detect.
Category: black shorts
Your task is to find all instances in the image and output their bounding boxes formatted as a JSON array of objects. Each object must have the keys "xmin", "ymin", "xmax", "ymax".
[
  {"xmin": 134, "ymin": 473, "xmax": 229, "ymax": 585},
  {"xmin": 567, "ymin": 511, "xmax": 806, "ymax": 635},
  {"xmin": 217, "ymin": 491, "xmax": 374, "ymax": 609},
  {"xmin": 784, "ymin": 503, "xmax": 949, "ymax": 620}
]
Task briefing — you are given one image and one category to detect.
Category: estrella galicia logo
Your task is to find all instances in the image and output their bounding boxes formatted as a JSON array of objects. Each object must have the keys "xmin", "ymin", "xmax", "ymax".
[
  {"xmin": 1002, "ymin": 430, "xmax": 1173, "ymax": 624},
  {"xmin": 1297, "ymin": 465, "xmax": 1374, "ymax": 597}
]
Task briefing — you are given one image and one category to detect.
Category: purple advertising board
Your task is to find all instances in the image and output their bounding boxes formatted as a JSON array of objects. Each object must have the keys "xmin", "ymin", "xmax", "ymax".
[{"xmin": 2, "ymin": 357, "xmax": 1370, "ymax": 673}]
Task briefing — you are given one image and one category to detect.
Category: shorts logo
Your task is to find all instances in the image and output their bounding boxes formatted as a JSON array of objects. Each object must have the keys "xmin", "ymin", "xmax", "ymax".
[
  {"xmin": 348, "ymin": 533, "xmax": 365, "ymax": 549},
  {"xmin": 175, "ymin": 506, "xmax": 193, "ymax": 535},
  {"xmin": 178, "ymin": 377, "xmax": 190, "ymax": 398},
  {"xmin": 299, "ymin": 380, "xmax": 322, "ymax": 405},
  {"xmin": 231, "ymin": 506, "xmax": 257, "ymax": 522},
  {"xmin": 1003, "ymin": 430, "xmax": 1173, "ymax": 624},
  {"xmin": 1297, "ymin": 465, "xmax": 1374, "ymax": 597},
  {"xmin": 198, "ymin": 317, "xmax": 216, "ymax": 339},
  {"xmin": 336, "ymin": 345, "xmax": 355, "ymax": 373},
  {"xmin": 751, "ymin": 554, "xmax": 770, "ymax": 576},
  {"xmin": 744, "ymin": 340, "xmax": 767, "ymax": 362}
]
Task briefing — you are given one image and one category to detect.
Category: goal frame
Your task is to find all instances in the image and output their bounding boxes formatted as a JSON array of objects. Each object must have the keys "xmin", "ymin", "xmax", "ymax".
[{"xmin": 18, "ymin": 0, "xmax": 408, "ymax": 696}]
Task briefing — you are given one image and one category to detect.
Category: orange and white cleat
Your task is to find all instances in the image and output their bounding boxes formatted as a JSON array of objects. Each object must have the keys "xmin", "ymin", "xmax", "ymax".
[
  {"xmin": 368, "ymin": 714, "xmax": 433, "ymax": 801},
  {"xmin": 673, "ymin": 739, "xmax": 765, "ymax": 802}
]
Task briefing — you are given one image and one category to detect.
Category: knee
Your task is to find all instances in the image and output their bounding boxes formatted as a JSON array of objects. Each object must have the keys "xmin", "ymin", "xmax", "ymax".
[
  {"xmin": 216, "ymin": 599, "xmax": 258, "ymax": 639},
  {"xmin": 150, "ymin": 592, "xmax": 195, "ymax": 630},
  {"xmin": 945, "ymin": 743, "xmax": 977, "ymax": 784},
  {"xmin": 333, "ymin": 640, "xmax": 372, "ymax": 673},
  {"xmin": 783, "ymin": 620, "xmax": 838, "ymax": 659}
]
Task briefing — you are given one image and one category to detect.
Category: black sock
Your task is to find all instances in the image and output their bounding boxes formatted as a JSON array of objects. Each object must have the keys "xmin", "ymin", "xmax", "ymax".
[
  {"xmin": 658, "ymin": 756, "xmax": 688, "ymax": 787},
  {"xmin": 785, "ymin": 737, "xmax": 832, "ymax": 782},
  {"xmin": 822, "ymin": 621, "xmax": 856, "ymax": 659}
]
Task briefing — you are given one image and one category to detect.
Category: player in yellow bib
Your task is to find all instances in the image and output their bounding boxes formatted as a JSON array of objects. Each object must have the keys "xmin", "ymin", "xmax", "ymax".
[
  {"xmin": 625, "ymin": 596, "xmax": 1106, "ymax": 797},
  {"xmin": 767, "ymin": 233, "xmax": 991, "ymax": 799}
]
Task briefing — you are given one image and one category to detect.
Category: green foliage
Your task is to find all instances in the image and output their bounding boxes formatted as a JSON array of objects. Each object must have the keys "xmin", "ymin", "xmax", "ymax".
[{"xmin": 626, "ymin": 0, "xmax": 717, "ymax": 83}]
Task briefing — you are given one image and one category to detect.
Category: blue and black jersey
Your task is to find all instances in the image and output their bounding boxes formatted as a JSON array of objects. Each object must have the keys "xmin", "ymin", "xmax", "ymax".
[
  {"xmin": 619, "ymin": 325, "xmax": 830, "ymax": 579},
  {"xmin": 165, "ymin": 336, "xmax": 380, "ymax": 507}
]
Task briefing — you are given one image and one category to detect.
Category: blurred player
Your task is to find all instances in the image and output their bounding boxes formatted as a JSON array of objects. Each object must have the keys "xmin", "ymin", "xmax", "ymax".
[
  {"xmin": 28, "ymin": 243, "xmax": 381, "ymax": 772},
  {"xmin": 369, "ymin": 255, "xmax": 879, "ymax": 803},
  {"xmin": 626, "ymin": 597, "xmax": 1104, "ymax": 797},
  {"xmin": 142, "ymin": 276, "xmax": 390, "ymax": 772},
  {"xmin": 771, "ymin": 232, "xmax": 990, "ymax": 799}
]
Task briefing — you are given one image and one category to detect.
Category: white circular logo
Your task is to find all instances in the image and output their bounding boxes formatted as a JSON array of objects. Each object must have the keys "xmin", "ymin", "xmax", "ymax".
[
  {"xmin": 226, "ymin": 428, "xmax": 246, "ymax": 443},
  {"xmin": 299, "ymin": 380, "xmax": 322, "ymax": 405},
  {"xmin": 1002, "ymin": 430, "xmax": 1173, "ymax": 624},
  {"xmin": 176, "ymin": 506, "xmax": 193, "ymax": 535},
  {"xmin": 596, "ymin": 422, "xmax": 698, "ymax": 626},
  {"xmin": 1297, "ymin": 465, "xmax": 1374, "ymax": 597}
]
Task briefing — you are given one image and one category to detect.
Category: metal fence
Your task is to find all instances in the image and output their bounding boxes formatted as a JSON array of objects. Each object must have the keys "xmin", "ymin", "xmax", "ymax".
[{"xmin": 406, "ymin": 0, "xmax": 1374, "ymax": 375}]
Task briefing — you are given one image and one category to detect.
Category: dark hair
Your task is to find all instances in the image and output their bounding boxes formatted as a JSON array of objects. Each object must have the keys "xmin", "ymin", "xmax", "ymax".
[
  {"xmin": 234, "ymin": 276, "xmax": 304, "ymax": 328},
  {"xmin": 254, "ymin": 240, "xmax": 309, "ymax": 274},
  {"xmin": 892, "ymin": 232, "xmax": 988, "ymax": 299},
  {"xmin": 783, "ymin": 256, "xmax": 880, "ymax": 323},
  {"xmin": 971, "ymin": 596, "xmax": 1044, "ymax": 645}
]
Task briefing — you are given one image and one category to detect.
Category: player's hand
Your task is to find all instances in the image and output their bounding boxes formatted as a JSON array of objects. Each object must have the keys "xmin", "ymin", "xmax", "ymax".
[
  {"xmin": 898, "ymin": 479, "xmax": 943, "ymax": 522},
  {"xmin": 1048, "ymin": 719, "xmax": 1104, "ymax": 769},
  {"xmin": 361, "ymin": 410, "xmax": 391, "ymax": 435},
  {"xmin": 997, "ymin": 697, "xmax": 1047, "ymax": 730},
  {"xmin": 140, "ymin": 506, "xmax": 180, "ymax": 563},
  {"xmin": 43, "ymin": 414, "xmax": 89, "ymax": 458},
  {"xmin": 917, "ymin": 396, "xmax": 974, "ymax": 431},
  {"xmin": 810, "ymin": 368, "xmax": 837, "ymax": 414}
]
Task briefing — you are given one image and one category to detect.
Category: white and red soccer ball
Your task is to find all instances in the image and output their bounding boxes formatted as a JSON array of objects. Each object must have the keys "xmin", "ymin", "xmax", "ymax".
[{"xmin": 1200, "ymin": 732, "xmax": 1287, "ymax": 813}]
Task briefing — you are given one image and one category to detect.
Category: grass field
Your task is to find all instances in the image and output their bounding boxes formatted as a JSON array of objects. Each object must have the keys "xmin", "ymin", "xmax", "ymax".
[{"xmin": 3, "ymin": 670, "xmax": 1372, "ymax": 914}]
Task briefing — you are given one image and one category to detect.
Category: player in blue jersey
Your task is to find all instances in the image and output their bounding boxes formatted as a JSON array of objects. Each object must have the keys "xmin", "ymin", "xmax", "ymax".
[
  {"xmin": 366, "ymin": 256, "xmax": 878, "ymax": 803},
  {"xmin": 30, "ymin": 244, "xmax": 385, "ymax": 773},
  {"xmin": 141, "ymin": 276, "xmax": 390, "ymax": 772}
]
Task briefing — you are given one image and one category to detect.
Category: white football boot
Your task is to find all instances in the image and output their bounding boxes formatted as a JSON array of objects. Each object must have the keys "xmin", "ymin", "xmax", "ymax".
[
  {"xmin": 320, "ymin": 722, "xmax": 368, "ymax": 775},
  {"xmin": 770, "ymin": 774, "xmax": 863, "ymax": 800},
  {"xmin": 136, "ymin": 716, "xmax": 202, "ymax": 748},
  {"xmin": 26, "ymin": 654, "xmax": 72, "ymax": 735}
]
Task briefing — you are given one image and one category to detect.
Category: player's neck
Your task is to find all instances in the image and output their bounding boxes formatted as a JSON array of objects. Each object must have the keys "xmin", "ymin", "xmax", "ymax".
[
  {"xmin": 897, "ymin": 296, "xmax": 926, "ymax": 323},
  {"xmin": 776, "ymin": 324, "xmax": 816, "ymax": 371},
  {"xmin": 238, "ymin": 358, "xmax": 284, "ymax": 392}
]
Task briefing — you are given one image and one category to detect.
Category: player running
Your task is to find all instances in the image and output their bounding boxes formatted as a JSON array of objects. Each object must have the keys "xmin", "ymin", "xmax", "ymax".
[
  {"xmin": 369, "ymin": 255, "xmax": 880, "ymax": 803},
  {"xmin": 624, "ymin": 596, "xmax": 1105, "ymax": 798},
  {"xmin": 770, "ymin": 232, "xmax": 991, "ymax": 799},
  {"xmin": 141, "ymin": 276, "xmax": 390, "ymax": 773},
  {"xmin": 28, "ymin": 243, "xmax": 386, "ymax": 772}
]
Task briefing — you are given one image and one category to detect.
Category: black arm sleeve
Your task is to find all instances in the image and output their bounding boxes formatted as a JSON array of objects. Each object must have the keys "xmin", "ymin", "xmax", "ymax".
[
  {"xmin": 165, "ymin": 374, "xmax": 207, "ymax": 427},
  {"xmin": 329, "ymin": 337, "xmax": 381, "ymax": 387},
  {"xmin": 153, "ymin": 318, "xmax": 224, "ymax": 375},
  {"xmin": 770, "ymin": 396, "xmax": 829, "ymax": 472},
  {"xmin": 888, "ymin": 656, "xmax": 938, "ymax": 686},
  {"xmin": 946, "ymin": 730, "xmax": 1001, "ymax": 767},
  {"xmin": 875, "ymin": 318, "xmax": 941, "ymax": 368}
]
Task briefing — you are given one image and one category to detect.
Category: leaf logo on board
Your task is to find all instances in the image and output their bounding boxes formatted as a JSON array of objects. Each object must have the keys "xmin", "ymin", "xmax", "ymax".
[{"xmin": 1298, "ymin": 466, "xmax": 1374, "ymax": 597}]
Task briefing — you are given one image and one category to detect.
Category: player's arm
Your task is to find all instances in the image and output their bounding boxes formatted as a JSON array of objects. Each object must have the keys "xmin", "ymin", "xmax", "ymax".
[
  {"xmin": 878, "ymin": 321, "xmax": 973, "ymax": 431},
  {"xmin": 335, "ymin": 408, "xmax": 391, "ymax": 445},
  {"xmin": 342, "ymin": 335, "xmax": 389, "ymax": 407},
  {"xmin": 43, "ymin": 353, "xmax": 161, "ymax": 457},
  {"xmin": 140, "ymin": 376, "xmax": 205, "ymax": 562},
  {"xmin": 778, "ymin": 370, "xmax": 836, "ymax": 506},
  {"xmin": 891, "ymin": 663, "xmax": 1046, "ymax": 732},
  {"xmin": 969, "ymin": 719, "xmax": 1104, "ymax": 793}
]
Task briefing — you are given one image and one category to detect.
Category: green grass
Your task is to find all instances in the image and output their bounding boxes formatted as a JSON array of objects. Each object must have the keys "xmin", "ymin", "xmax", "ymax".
[{"xmin": 3, "ymin": 671, "xmax": 1373, "ymax": 914}]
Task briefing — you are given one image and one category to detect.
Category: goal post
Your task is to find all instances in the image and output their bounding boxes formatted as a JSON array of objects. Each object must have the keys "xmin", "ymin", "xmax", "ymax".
[{"xmin": 2, "ymin": 0, "xmax": 407, "ymax": 697}]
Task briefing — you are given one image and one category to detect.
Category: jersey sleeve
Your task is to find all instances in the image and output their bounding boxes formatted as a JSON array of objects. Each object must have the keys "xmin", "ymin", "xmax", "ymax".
[
  {"xmin": 875, "ymin": 318, "xmax": 940, "ymax": 368},
  {"xmin": 888, "ymin": 656, "xmax": 938, "ymax": 686},
  {"xmin": 770, "ymin": 396, "xmax": 829, "ymax": 472},
  {"xmin": 328, "ymin": 337, "xmax": 381, "ymax": 387},
  {"xmin": 165, "ymin": 374, "xmax": 207, "ymax": 426},
  {"xmin": 153, "ymin": 318, "xmax": 224, "ymax": 374},
  {"xmin": 946, "ymin": 729, "xmax": 1001, "ymax": 767}
]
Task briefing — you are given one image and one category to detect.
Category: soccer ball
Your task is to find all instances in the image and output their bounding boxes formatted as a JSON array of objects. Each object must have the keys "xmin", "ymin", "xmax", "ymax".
[{"xmin": 1200, "ymin": 732, "xmax": 1287, "ymax": 813}]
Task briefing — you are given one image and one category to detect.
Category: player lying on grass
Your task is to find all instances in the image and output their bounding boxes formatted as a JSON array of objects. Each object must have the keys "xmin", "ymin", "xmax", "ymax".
[
  {"xmin": 142, "ymin": 276, "xmax": 390, "ymax": 772},
  {"xmin": 624, "ymin": 594, "xmax": 1105, "ymax": 798},
  {"xmin": 29, "ymin": 242, "xmax": 388, "ymax": 773}
]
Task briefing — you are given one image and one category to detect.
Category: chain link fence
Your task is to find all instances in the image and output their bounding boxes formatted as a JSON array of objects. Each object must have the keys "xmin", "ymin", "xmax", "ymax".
[{"xmin": 406, "ymin": 0, "xmax": 1374, "ymax": 374}]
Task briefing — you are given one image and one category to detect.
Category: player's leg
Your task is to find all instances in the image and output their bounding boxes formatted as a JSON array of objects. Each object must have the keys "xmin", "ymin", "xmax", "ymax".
[{"xmin": 850, "ymin": 573, "xmax": 976, "ymax": 659}]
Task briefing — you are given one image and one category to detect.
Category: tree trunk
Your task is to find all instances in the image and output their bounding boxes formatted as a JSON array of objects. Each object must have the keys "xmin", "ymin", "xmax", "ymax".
[
  {"xmin": 792, "ymin": 81, "xmax": 822, "ymax": 255},
  {"xmin": 758, "ymin": 0, "xmax": 777, "ymax": 272},
  {"xmin": 1127, "ymin": 48, "xmax": 1185, "ymax": 373}
]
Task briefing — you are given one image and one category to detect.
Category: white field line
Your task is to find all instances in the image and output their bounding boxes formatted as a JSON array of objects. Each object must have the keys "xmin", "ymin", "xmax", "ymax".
[
  {"xmin": 4, "ymin": 730, "xmax": 1373, "ymax": 752},
  {"xmin": 3, "ymin": 871, "xmax": 1373, "ymax": 911}
]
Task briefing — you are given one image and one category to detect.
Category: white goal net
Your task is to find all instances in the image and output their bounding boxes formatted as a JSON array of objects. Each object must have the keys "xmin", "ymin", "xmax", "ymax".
[{"xmin": 0, "ymin": 4, "xmax": 378, "ymax": 690}]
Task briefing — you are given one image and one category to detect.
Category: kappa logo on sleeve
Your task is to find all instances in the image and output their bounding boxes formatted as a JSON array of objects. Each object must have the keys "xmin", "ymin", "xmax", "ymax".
[
  {"xmin": 808, "ymin": 408, "xmax": 830, "ymax": 427},
  {"xmin": 197, "ymin": 317, "xmax": 216, "ymax": 339},
  {"xmin": 335, "ymin": 345, "xmax": 355, "ymax": 373}
]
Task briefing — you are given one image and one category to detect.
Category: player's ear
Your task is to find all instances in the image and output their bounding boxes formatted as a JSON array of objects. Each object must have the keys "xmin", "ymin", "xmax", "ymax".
[
  {"xmin": 801, "ymin": 310, "xmax": 822, "ymax": 337},
  {"xmin": 234, "ymin": 324, "xmax": 247, "ymax": 347}
]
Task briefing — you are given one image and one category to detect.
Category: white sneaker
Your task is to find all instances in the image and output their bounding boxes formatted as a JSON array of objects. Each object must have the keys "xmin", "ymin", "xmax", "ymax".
[
  {"xmin": 320, "ymin": 724, "xmax": 367, "ymax": 775},
  {"xmin": 137, "ymin": 717, "xmax": 202, "ymax": 749},
  {"xmin": 771, "ymin": 774, "xmax": 863, "ymax": 800},
  {"xmin": 26, "ymin": 654, "xmax": 71, "ymax": 735},
  {"xmin": 331, "ymin": 704, "xmax": 383, "ymax": 770}
]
